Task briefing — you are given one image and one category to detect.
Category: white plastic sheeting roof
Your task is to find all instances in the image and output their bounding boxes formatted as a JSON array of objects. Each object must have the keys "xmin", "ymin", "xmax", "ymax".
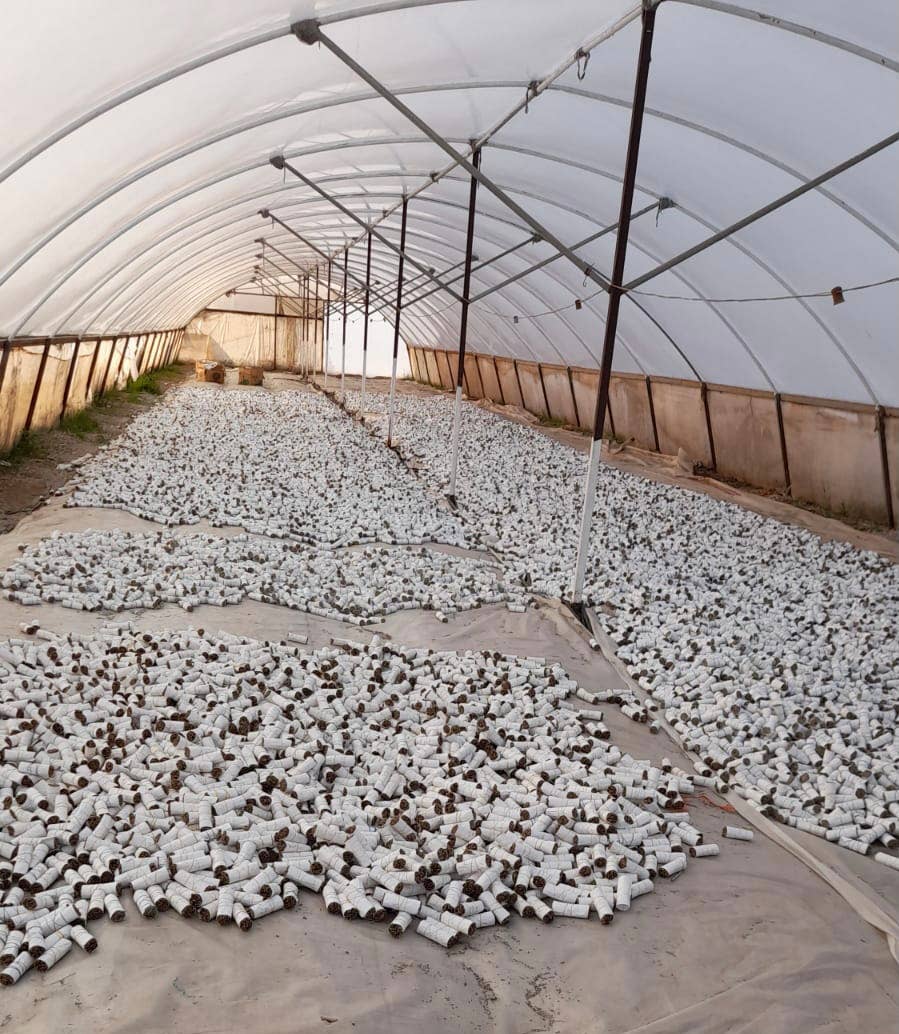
[{"xmin": 1, "ymin": 1, "xmax": 897, "ymax": 404}]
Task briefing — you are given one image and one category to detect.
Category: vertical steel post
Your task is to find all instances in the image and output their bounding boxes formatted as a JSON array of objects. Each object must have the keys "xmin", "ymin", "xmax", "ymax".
[
  {"xmin": 701, "ymin": 381, "xmax": 717, "ymax": 469},
  {"xmin": 314, "ymin": 265, "xmax": 321, "ymax": 379},
  {"xmin": 388, "ymin": 197, "xmax": 408, "ymax": 447},
  {"xmin": 774, "ymin": 392, "xmax": 791, "ymax": 494},
  {"xmin": 493, "ymin": 355, "xmax": 505, "ymax": 405},
  {"xmin": 646, "ymin": 375, "xmax": 660, "ymax": 451},
  {"xmin": 323, "ymin": 262, "xmax": 332, "ymax": 389},
  {"xmin": 875, "ymin": 405, "xmax": 895, "ymax": 529},
  {"xmin": 59, "ymin": 339, "xmax": 81, "ymax": 422},
  {"xmin": 567, "ymin": 366, "xmax": 581, "ymax": 428},
  {"xmin": 25, "ymin": 339, "xmax": 51, "ymax": 433},
  {"xmin": 361, "ymin": 232, "xmax": 372, "ymax": 413},
  {"xmin": 0, "ymin": 340, "xmax": 11, "ymax": 403},
  {"xmin": 448, "ymin": 146, "xmax": 481, "ymax": 500},
  {"xmin": 341, "ymin": 250, "xmax": 348, "ymax": 401},
  {"xmin": 101, "ymin": 336, "xmax": 119, "ymax": 394},
  {"xmin": 571, "ymin": 2, "xmax": 659, "ymax": 608}
]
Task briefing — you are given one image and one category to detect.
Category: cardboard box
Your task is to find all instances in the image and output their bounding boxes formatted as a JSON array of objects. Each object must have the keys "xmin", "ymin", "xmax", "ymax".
[
  {"xmin": 238, "ymin": 366, "xmax": 264, "ymax": 386},
  {"xmin": 196, "ymin": 361, "xmax": 225, "ymax": 384}
]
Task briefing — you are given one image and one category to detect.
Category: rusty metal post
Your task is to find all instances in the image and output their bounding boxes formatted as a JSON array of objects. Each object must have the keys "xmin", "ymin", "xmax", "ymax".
[
  {"xmin": 646, "ymin": 375, "xmax": 660, "ymax": 451},
  {"xmin": 448, "ymin": 146, "xmax": 481, "ymax": 501},
  {"xmin": 571, "ymin": 2, "xmax": 660, "ymax": 610},
  {"xmin": 774, "ymin": 392, "xmax": 791, "ymax": 494},
  {"xmin": 24, "ymin": 339, "xmax": 51, "ymax": 433},
  {"xmin": 387, "ymin": 196, "xmax": 408, "ymax": 446},
  {"xmin": 875, "ymin": 405, "xmax": 895, "ymax": 529},
  {"xmin": 59, "ymin": 339, "xmax": 81, "ymax": 422},
  {"xmin": 361, "ymin": 232, "xmax": 372, "ymax": 412},
  {"xmin": 701, "ymin": 381, "xmax": 717, "ymax": 470}
]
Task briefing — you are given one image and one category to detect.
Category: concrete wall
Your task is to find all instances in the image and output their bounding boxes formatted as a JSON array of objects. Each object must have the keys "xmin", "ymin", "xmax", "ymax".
[
  {"xmin": 408, "ymin": 346, "xmax": 898, "ymax": 529},
  {"xmin": 0, "ymin": 328, "xmax": 183, "ymax": 456},
  {"xmin": 780, "ymin": 399, "xmax": 888, "ymax": 524}
]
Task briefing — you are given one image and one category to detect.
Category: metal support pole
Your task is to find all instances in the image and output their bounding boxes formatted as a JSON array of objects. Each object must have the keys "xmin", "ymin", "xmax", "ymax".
[
  {"xmin": 0, "ymin": 340, "xmax": 11, "ymax": 402},
  {"xmin": 341, "ymin": 250, "xmax": 348, "ymax": 401},
  {"xmin": 114, "ymin": 336, "xmax": 129, "ymax": 386},
  {"xmin": 537, "ymin": 362, "xmax": 551, "ymax": 419},
  {"xmin": 387, "ymin": 197, "xmax": 408, "ymax": 447},
  {"xmin": 294, "ymin": 22, "xmax": 613, "ymax": 295},
  {"xmin": 875, "ymin": 406, "xmax": 895, "ymax": 530},
  {"xmin": 646, "ymin": 375, "xmax": 660, "ymax": 451},
  {"xmin": 513, "ymin": 359, "xmax": 525, "ymax": 408},
  {"xmin": 774, "ymin": 392, "xmax": 791, "ymax": 494},
  {"xmin": 272, "ymin": 155, "xmax": 465, "ymax": 304},
  {"xmin": 448, "ymin": 147, "xmax": 481, "ymax": 501},
  {"xmin": 493, "ymin": 355, "xmax": 505, "ymax": 405},
  {"xmin": 468, "ymin": 202, "xmax": 659, "ymax": 304},
  {"xmin": 623, "ymin": 128, "xmax": 899, "ymax": 292},
  {"xmin": 323, "ymin": 261, "xmax": 331, "ymax": 389},
  {"xmin": 135, "ymin": 336, "xmax": 149, "ymax": 377},
  {"xmin": 567, "ymin": 367, "xmax": 581, "ymax": 428},
  {"xmin": 700, "ymin": 381, "xmax": 717, "ymax": 470},
  {"xmin": 571, "ymin": 2, "xmax": 658, "ymax": 610},
  {"xmin": 361, "ymin": 232, "xmax": 372, "ymax": 413},
  {"xmin": 24, "ymin": 340, "xmax": 51, "ymax": 433},
  {"xmin": 59, "ymin": 339, "xmax": 81, "ymax": 422},
  {"xmin": 314, "ymin": 264, "xmax": 321, "ymax": 378}
]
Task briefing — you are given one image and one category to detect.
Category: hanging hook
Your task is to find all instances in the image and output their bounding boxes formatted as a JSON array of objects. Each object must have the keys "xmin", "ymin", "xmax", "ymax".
[
  {"xmin": 576, "ymin": 48, "xmax": 590, "ymax": 81},
  {"xmin": 524, "ymin": 80, "xmax": 539, "ymax": 114}
]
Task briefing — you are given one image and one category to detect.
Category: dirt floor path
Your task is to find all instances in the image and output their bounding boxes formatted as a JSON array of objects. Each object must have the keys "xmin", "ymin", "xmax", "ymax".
[{"xmin": 0, "ymin": 363, "xmax": 192, "ymax": 534}]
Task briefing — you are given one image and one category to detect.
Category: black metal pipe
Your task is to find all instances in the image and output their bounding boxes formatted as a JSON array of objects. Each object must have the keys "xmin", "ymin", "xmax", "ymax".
[
  {"xmin": 59, "ymin": 340, "xmax": 81, "ymax": 422},
  {"xmin": 567, "ymin": 366, "xmax": 581, "ymax": 428},
  {"xmin": 456, "ymin": 147, "xmax": 482, "ymax": 390},
  {"xmin": 774, "ymin": 392, "xmax": 791, "ymax": 494},
  {"xmin": 624, "ymin": 128, "xmax": 899, "ymax": 292},
  {"xmin": 100, "ymin": 337, "xmax": 117, "ymax": 393},
  {"xmin": 875, "ymin": 405, "xmax": 895, "ymax": 529},
  {"xmin": 646, "ymin": 375, "xmax": 660, "ymax": 451},
  {"xmin": 493, "ymin": 355, "xmax": 505, "ymax": 405},
  {"xmin": 392, "ymin": 197, "xmax": 408, "ymax": 359},
  {"xmin": 701, "ymin": 381, "xmax": 717, "ymax": 470},
  {"xmin": 273, "ymin": 155, "xmax": 465, "ymax": 304},
  {"xmin": 587, "ymin": 4, "xmax": 658, "ymax": 445},
  {"xmin": 0, "ymin": 340, "xmax": 11, "ymax": 402},
  {"xmin": 362, "ymin": 232, "xmax": 372, "ymax": 359},
  {"xmin": 24, "ymin": 340, "xmax": 51, "ymax": 433}
]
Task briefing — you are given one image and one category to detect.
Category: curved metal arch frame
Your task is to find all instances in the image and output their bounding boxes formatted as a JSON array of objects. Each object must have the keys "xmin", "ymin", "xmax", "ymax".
[
  {"xmin": 3, "ymin": 47, "xmax": 885, "ymax": 394},
  {"xmin": 3, "ymin": 0, "xmax": 888, "ymax": 194},
  {"xmin": 82, "ymin": 160, "xmax": 793, "ymax": 388},
  {"xmin": 99, "ymin": 188, "xmax": 678, "ymax": 375},
  {"xmin": 124, "ymin": 214, "xmax": 613, "ymax": 371},
  {"xmin": 25, "ymin": 122, "xmax": 871, "ymax": 400},
  {"xmin": 18, "ymin": 74, "xmax": 891, "ymax": 344}
]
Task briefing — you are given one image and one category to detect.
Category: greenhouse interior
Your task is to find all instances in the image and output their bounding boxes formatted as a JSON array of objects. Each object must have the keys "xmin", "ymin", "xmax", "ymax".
[{"xmin": 0, "ymin": 2, "xmax": 897, "ymax": 1032}]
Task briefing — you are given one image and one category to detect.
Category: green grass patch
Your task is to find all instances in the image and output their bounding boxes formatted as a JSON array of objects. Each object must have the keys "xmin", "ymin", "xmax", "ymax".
[
  {"xmin": 539, "ymin": 415, "xmax": 568, "ymax": 428},
  {"xmin": 0, "ymin": 430, "xmax": 44, "ymax": 466},
  {"xmin": 126, "ymin": 363, "xmax": 181, "ymax": 397},
  {"xmin": 60, "ymin": 409, "xmax": 100, "ymax": 437}
]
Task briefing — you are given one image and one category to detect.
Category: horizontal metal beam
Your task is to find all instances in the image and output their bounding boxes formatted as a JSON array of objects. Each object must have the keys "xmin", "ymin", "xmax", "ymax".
[
  {"xmin": 470, "ymin": 200, "xmax": 661, "ymax": 303},
  {"xmin": 624, "ymin": 130, "xmax": 899, "ymax": 291},
  {"xmin": 273, "ymin": 155, "xmax": 465, "ymax": 304},
  {"xmin": 298, "ymin": 20, "xmax": 614, "ymax": 295}
]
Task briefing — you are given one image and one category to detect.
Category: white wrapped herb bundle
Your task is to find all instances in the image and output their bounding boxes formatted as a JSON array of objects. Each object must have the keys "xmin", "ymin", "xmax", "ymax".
[
  {"xmin": 3, "ymin": 530, "xmax": 527, "ymax": 621},
  {"xmin": 0, "ymin": 625, "xmax": 721, "ymax": 987},
  {"xmin": 341, "ymin": 390, "xmax": 899, "ymax": 863},
  {"xmin": 66, "ymin": 386, "xmax": 463, "ymax": 549}
]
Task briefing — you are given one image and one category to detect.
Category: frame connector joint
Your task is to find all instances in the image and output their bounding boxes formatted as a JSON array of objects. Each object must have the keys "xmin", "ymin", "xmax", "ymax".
[
  {"xmin": 291, "ymin": 19, "xmax": 321, "ymax": 45},
  {"xmin": 270, "ymin": 154, "xmax": 286, "ymax": 171}
]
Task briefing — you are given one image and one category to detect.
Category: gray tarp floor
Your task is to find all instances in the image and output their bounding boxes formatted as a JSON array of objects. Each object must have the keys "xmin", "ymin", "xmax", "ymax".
[{"xmin": 0, "ymin": 379, "xmax": 897, "ymax": 1034}]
